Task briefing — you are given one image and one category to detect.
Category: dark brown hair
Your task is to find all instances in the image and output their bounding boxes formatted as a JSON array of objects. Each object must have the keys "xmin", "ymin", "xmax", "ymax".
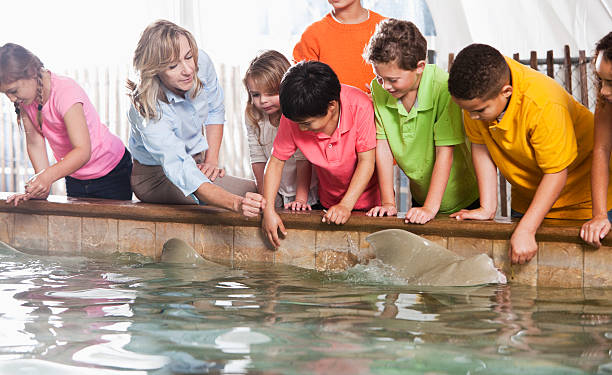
[
  {"xmin": 363, "ymin": 19, "xmax": 427, "ymax": 70},
  {"xmin": 595, "ymin": 32, "xmax": 612, "ymax": 106},
  {"xmin": 448, "ymin": 43, "xmax": 510, "ymax": 100}
]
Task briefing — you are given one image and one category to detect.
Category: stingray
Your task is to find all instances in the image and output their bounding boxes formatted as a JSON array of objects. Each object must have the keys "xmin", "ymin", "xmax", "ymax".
[
  {"xmin": 366, "ymin": 229, "xmax": 506, "ymax": 286},
  {"xmin": 159, "ymin": 238, "xmax": 241, "ymax": 281}
]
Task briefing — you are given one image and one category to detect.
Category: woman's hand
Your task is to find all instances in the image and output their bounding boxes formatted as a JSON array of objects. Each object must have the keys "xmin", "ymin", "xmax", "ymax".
[{"xmin": 322, "ymin": 204, "xmax": 351, "ymax": 225}]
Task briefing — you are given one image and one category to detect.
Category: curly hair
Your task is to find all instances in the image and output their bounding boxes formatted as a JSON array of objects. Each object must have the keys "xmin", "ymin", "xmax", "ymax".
[
  {"xmin": 363, "ymin": 18, "xmax": 427, "ymax": 70},
  {"xmin": 595, "ymin": 32, "xmax": 612, "ymax": 106},
  {"xmin": 448, "ymin": 44, "xmax": 510, "ymax": 101}
]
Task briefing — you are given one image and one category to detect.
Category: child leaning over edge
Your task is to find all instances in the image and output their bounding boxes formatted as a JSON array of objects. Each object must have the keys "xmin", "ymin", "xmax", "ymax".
[
  {"xmin": 363, "ymin": 19, "xmax": 479, "ymax": 224},
  {"xmin": 243, "ymin": 50, "xmax": 318, "ymax": 210},
  {"xmin": 581, "ymin": 32, "xmax": 612, "ymax": 248},
  {"xmin": 0, "ymin": 43, "xmax": 132, "ymax": 206},
  {"xmin": 262, "ymin": 61, "xmax": 380, "ymax": 248},
  {"xmin": 293, "ymin": 0, "xmax": 385, "ymax": 92},
  {"xmin": 448, "ymin": 44, "xmax": 603, "ymax": 265}
]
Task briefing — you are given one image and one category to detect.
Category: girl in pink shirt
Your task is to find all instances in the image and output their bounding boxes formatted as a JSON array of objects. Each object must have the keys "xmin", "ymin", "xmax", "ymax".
[{"xmin": 0, "ymin": 43, "xmax": 132, "ymax": 205}]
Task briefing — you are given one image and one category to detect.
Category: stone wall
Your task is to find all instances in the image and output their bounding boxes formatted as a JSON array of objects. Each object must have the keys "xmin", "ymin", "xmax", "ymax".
[{"xmin": 1, "ymin": 193, "xmax": 611, "ymax": 288}]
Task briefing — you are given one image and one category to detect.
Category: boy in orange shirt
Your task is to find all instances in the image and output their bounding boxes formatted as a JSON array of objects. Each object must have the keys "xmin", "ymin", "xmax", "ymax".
[
  {"xmin": 448, "ymin": 44, "xmax": 604, "ymax": 265},
  {"xmin": 293, "ymin": 0, "xmax": 385, "ymax": 92}
]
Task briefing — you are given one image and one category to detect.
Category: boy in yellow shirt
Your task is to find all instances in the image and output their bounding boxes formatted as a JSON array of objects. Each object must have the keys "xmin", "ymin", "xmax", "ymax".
[{"xmin": 448, "ymin": 43, "xmax": 607, "ymax": 265}]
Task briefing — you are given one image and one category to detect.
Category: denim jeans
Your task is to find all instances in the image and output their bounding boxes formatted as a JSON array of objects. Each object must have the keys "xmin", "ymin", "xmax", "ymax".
[
  {"xmin": 511, "ymin": 208, "xmax": 612, "ymax": 222},
  {"xmin": 65, "ymin": 148, "xmax": 133, "ymax": 200}
]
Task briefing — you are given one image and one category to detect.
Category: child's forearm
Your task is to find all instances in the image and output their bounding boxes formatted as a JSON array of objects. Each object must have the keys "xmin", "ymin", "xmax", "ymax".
[
  {"xmin": 591, "ymin": 148, "xmax": 611, "ymax": 217},
  {"xmin": 591, "ymin": 106, "xmax": 612, "ymax": 217},
  {"xmin": 251, "ymin": 162, "xmax": 266, "ymax": 195},
  {"xmin": 263, "ymin": 156, "xmax": 285, "ymax": 212},
  {"xmin": 471, "ymin": 144, "xmax": 498, "ymax": 216},
  {"xmin": 516, "ymin": 169, "xmax": 567, "ymax": 234},
  {"xmin": 295, "ymin": 160, "xmax": 312, "ymax": 202},
  {"xmin": 423, "ymin": 145, "xmax": 453, "ymax": 212},
  {"xmin": 339, "ymin": 149, "xmax": 376, "ymax": 210},
  {"xmin": 376, "ymin": 139, "xmax": 396, "ymax": 205}
]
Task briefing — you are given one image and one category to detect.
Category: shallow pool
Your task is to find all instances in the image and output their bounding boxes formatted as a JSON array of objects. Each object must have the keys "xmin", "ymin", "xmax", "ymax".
[{"xmin": 0, "ymin": 251, "xmax": 611, "ymax": 374}]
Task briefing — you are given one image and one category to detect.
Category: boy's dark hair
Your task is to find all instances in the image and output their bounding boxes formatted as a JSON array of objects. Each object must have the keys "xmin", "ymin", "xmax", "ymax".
[
  {"xmin": 448, "ymin": 44, "xmax": 510, "ymax": 101},
  {"xmin": 595, "ymin": 32, "xmax": 612, "ymax": 105},
  {"xmin": 363, "ymin": 19, "xmax": 427, "ymax": 70},
  {"xmin": 279, "ymin": 61, "xmax": 341, "ymax": 121}
]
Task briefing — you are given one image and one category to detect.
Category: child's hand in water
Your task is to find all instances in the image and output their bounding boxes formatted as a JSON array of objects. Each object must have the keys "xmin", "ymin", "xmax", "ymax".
[{"xmin": 284, "ymin": 199, "xmax": 311, "ymax": 211}]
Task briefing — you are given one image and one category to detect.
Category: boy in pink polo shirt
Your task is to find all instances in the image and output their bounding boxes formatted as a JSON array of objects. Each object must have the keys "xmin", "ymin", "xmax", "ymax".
[{"xmin": 262, "ymin": 61, "xmax": 379, "ymax": 248}]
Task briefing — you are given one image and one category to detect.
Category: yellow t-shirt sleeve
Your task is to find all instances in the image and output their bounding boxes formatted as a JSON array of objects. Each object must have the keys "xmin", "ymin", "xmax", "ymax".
[
  {"xmin": 462, "ymin": 112, "xmax": 485, "ymax": 144},
  {"xmin": 531, "ymin": 103, "xmax": 578, "ymax": 174}
]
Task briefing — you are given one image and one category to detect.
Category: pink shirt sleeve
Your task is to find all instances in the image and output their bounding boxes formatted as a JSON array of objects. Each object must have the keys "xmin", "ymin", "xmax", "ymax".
[
  {"xmin": 271, "ymin": 116, "xmax": 298, "ymax": 161},
  {"xmin": 53, "ymin": 82, "xmax": 86, "ymax": 117},
  {"xmin": 354, "ymin": 97, "xmax": 376, "ymax": 153}
]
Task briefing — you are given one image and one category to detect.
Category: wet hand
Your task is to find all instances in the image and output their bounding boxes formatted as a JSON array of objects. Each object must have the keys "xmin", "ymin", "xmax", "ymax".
[
  {"xmin": 322, "ymin": 204, "xmax": 351, "ymax": 225},
  {"xmin": 262, "ymin": 210, "xmax": 286, "ymax": 249},
  {"xmin": 510, "ymin": 228, "xmax": 537, "ymax": 264},
  {"xmin": 450, "ymin": 207, "xmax": 495, "ymax": 221},
  {"xmin": 197, "ymin": 162, "xmax": 225, "ymax": 181},
  {"xmin": 580, "ymin": 215, "xmax": 611, "ymax": 248},
  {"xmin": 404, "ymin": 206, "xmax": 437, "ymax": 224},
  {"xmin": 240, "ymin": 192, "xmax": 266, "ymax": 217},
  {"xmin": 284, "ymin": 199, "xmax": 311, "ymax": 211},
  {"xmin": 366, "ymin": 204, "xmax": 397, "ymax": 217}
]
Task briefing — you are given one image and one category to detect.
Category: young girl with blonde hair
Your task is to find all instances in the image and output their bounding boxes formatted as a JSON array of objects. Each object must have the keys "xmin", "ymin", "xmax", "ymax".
[
  {"xmin": 0, "ymin": 43, "xmax": 132, "ymax": 205},
  {"xmin": 127, "ymin": 19, "xmax": 264, "ymax": 216},
  {"xmin": 243, "ymin": 50, "xmax": 317, "ymax": 209}
]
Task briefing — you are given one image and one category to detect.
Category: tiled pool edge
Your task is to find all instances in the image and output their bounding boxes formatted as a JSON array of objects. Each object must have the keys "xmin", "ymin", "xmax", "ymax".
[{"xmin": 1, "ymin": 193, "xmax": 610, "ymax": 288}]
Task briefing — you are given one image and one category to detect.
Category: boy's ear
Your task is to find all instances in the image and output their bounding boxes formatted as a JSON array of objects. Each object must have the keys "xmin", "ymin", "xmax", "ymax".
[
  {"xmin": 500, "ymin": 84, "xmax": 513, "ymax": 99},
  {"xmin": 327, "ymin": 100, "xmax": 339, "ymax": 113},
  {"xmin": 416, "ymin": 60, "xmax": 426, "ymax": 74}
]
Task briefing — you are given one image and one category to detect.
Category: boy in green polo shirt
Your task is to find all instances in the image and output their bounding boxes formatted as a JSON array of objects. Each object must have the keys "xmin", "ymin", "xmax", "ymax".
[{"xmin": 364, "ymin": 19, "xmax": 479, "ymax": 224}]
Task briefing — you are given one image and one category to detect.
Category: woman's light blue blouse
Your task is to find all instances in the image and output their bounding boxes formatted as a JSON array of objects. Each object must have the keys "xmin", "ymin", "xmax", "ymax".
[{"xmin": 128, "ymin": 49, "xmax": 225, "ymax": 196}]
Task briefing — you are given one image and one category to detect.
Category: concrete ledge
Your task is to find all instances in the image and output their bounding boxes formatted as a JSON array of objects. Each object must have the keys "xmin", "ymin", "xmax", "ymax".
[{"xmin": 0, "ymin": 193, "xmax": 610, "ymax": 288}]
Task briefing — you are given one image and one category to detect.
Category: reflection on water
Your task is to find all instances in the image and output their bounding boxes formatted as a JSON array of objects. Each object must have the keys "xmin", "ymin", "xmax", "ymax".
[{"xmin": 0, "ymin": 253, "xmax": 611, "ymax": 374}]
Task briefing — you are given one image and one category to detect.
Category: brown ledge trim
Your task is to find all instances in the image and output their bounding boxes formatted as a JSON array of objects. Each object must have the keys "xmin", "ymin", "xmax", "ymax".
[{"xmin": 0, "ymin": 193, "xmax": 598, "ymax": 246}]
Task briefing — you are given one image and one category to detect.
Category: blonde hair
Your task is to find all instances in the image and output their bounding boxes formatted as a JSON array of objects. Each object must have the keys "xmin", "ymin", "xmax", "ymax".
[
  {"xmin": 243, "ymin": 50, "xmax": 290, "ymax": 142},
  {"xmin": 0, "ymin": 43, "xmax": 44, "ymax": 129},
  {"xmin": 127, "ymin": 20, "xmax": 203, "ymax": 121}
]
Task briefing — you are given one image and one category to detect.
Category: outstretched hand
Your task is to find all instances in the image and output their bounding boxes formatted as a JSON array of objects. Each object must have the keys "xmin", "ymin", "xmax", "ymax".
[{"xmin": 262, "ymin": 210, "xmax": 286, "ymax": 249}]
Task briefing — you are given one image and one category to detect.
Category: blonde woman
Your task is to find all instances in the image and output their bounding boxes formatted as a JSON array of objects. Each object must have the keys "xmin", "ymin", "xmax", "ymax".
[{"xmin": 127, "ymin": 20, "xmax": 264, "ymax": 216}]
